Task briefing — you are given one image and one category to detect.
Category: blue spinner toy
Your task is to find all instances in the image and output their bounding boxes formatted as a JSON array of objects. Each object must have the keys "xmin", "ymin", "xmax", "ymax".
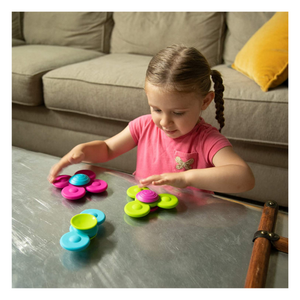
[{"xmin": 60, "ymin": 209, "xmax": 106, "ymax": 251}]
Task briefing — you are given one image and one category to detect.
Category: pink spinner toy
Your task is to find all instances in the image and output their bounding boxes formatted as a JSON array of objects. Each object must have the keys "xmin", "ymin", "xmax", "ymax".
[{"xmin": 52, "ymin": 169, "xmax": 108, "ymax": 200}]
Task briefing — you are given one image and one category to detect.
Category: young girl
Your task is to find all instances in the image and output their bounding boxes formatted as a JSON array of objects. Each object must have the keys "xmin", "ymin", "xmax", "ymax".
[{"xmin": 48, "ymin": 45, "xmax": 255, "ymax": 194}]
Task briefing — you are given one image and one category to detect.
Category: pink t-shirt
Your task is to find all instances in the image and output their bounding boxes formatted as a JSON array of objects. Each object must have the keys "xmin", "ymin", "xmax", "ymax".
[{"xmin": 129, "ymin": 114, "xmax": 232, "ymax": 193}]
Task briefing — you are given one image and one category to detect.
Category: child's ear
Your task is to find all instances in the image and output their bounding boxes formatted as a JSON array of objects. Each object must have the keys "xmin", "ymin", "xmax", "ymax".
[{"xmin": 201, "ymin": 91, "xmax": 215, "ymax": 110}]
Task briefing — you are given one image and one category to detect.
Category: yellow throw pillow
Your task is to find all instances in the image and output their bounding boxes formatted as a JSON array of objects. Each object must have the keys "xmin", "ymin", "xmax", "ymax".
[{"xmin": 232, "ymin": 12, "xmax": 288, "ymax": 92}]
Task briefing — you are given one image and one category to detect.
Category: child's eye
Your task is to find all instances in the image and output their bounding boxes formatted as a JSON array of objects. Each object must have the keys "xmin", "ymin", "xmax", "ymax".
[
  {"xmin": 173, "ymin": 112, "xmax": 185, "ymax": 116},
  {"xmin": 153, "ymin": 108, "xmax": 161, "ymax": 113}
]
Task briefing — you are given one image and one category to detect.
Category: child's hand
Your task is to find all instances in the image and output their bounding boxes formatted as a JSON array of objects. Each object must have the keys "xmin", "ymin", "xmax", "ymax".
[
  {"xmin": 139, "ymin": 172, "xmax": 188, "ymax": 189},
  {"xmin": 48, "ymin": 145, "xmax": 85, "ymax": 183}
]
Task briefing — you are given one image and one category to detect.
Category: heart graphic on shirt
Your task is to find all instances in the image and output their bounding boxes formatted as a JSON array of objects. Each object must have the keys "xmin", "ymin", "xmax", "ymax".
[{"xmin": 175, "ymin": 156, "xmax": 194, "ymax": 170}]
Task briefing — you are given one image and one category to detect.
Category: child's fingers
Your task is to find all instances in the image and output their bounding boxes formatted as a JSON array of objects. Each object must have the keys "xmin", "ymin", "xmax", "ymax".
[
  {"xmin": 48, "ymin": 164, "xmax": 63, "ymax": 183},
  {"xmin": 48, "ymin": 157, "xmax": 72, "ymax": 183},
  {"xmin": 139, "ymin": 176, "xmax": 155, "ymax": 185},
  {"xmin": 152, "ymin": 179, "xmax": 166, "ymax": 186},
  {"xmin": 139, "ymin": 175, "xmax": 163, "ymax": 187},
  {"xmin": 138, "ymin": 180, "xmax": 148, "ymax": 188},
  {"xmin": 138, "ymin": 178, "xmax": 151, "ymax": 188},
  {"xmin": 139, "ymin": 173, "xmax": 186, "ymax": 189},
  {"xmin": 48, "ymin": 150, "xmax": 84, "ymax": 183}
]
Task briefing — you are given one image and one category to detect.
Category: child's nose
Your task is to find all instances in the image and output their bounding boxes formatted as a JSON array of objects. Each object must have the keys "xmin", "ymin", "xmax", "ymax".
[{"xmin": 160, "ymin": 114, "xmax": 172, "ymax": 127}]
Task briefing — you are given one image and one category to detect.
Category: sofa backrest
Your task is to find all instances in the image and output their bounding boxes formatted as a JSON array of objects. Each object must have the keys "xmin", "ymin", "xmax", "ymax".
[
  {"xmin": 110, "ymin": 12, "xmax": 226, "ymax": 67},
  {"xmin": 223, "ymin": 12, "xmax": 275, "ymax": 65},
  {"xmin": 12, "ymin": 12, "xmax": 24, "ymax": 40},
  {"xmin": 13, "ymin": 12, "xmax": 277, "ymax": 67},
  {"xmin": 22, "ymin": 12, "xmax": 114, "ymax": 53}
]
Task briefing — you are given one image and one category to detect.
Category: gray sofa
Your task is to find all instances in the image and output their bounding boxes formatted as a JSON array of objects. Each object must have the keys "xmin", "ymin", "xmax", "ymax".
[{"xmin": 12, "ymin": 12, "xmax": 288, "ymax": 207}]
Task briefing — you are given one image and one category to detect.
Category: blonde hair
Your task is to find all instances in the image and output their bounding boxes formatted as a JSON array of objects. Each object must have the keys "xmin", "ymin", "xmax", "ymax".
[{"xmin": 146, "ymin": 44, "xmax": 225, "ymax": 132}]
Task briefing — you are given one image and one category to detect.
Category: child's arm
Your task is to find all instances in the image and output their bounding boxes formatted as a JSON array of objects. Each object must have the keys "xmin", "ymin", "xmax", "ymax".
[
  {"xmin": 139, "ymin": 147, "xmax": 255, "ymax": 193},
  {"xmin": 48, "ymin": 126, "xmax": 136, "ymax": 183}
]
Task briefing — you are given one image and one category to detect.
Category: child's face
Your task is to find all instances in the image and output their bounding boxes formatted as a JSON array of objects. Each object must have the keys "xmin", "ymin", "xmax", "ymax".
[{"xmin": 145, "ymin": 82, "xmax": 207, "ymax": 139}]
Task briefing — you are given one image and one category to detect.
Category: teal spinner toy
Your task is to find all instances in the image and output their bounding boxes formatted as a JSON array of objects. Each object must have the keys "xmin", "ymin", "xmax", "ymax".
[
  {"xmin": 124, "ymin": 185, "xmax": 179, "ymax": 218},
  {"xmin": 60, "ymin": 209, "xmax": 106, "ymax": 251}
]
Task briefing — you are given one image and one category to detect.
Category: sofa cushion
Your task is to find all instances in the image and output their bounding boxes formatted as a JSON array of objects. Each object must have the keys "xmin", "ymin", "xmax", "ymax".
[
  {"xmin": 110, "ymin": 12, "xmax": 226, "ymax": 67},
  {"xmin": 43, "ymin": 54, "xmax": 152, "ymax": 120},
  {"xmin": 203, "ymin": 64, "xmax": 288, "ymax": 146},
  {"xmin": 23, "ymin": 12, "xmax": 114, "ymax": 53},
  {"xmin": 12, "ymin": 45, "xmax": 103, "ymax": 106},
  {"xmin": 223, "ymin": 12, "xmax": 275, "ymax": 65},
  {"xmin": 12, "ymin": 38, "xmax": 26, "ymax": 47},
  {"xmin": 232, "ymin": 12, "xmax": 288, "ymax": 92}
]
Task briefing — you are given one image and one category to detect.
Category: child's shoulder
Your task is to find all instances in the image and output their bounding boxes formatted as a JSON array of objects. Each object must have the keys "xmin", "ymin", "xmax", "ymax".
[
  {"xmin": 197, "ymin": 118, "xmax": 231, "ymax": 148},
  {"xmin": 197, "ymin": 118, "xmax": 220, "ymax": 135},
  {"xmin": 129, "ymin": 114, "xmax": 154, "ymax": 135},
  {"xmin": 134, "ymin": 114, "xmax": 152, "ymax": 122},
  {"xmin": 131, "ymin": 114, "xmax": 153, "ymax": 127}
]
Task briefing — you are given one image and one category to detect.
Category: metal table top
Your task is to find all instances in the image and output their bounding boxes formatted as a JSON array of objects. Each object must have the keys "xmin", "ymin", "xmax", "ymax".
[{"xmin": 12, "ymin": 147, "xmax": 288, "ymax": 288}]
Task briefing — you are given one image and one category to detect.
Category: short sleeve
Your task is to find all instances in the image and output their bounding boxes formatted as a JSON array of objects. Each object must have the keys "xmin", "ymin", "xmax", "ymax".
[
  {"xmin": 202, "ymin": 129, "xmax": 232, "ymax": 165},
  {"xmin": 128, "ymin": 115, "xmax": 151, "ymax": 145}
]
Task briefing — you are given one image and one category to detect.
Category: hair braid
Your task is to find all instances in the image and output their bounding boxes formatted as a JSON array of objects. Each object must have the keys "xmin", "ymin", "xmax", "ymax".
[{"xmin": 211, "ymin": 69, "xmax": 225, "ymax": 132}]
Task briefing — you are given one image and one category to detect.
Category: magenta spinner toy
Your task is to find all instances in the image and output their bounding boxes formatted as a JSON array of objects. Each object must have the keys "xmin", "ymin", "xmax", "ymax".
[{"xmin": 52, "ymin": 169, "xmax": 108, "ymax": 200}]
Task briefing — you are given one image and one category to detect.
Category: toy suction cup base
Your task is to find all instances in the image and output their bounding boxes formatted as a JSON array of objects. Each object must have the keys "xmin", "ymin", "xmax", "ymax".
[
  {"xmin": 61, "ymin": 185, "xmax": 86, "ymax": 200},
  {"xmin": 126, "ymin": 185, "xmax": 149, "ymax": 199},
  {"xmin": 158, "ymin": 194, "xmax": 179, "ymax": 209},
  {"xmin": 60, "ymin": 232, "xmax": 90, "ymax": 251},
  {"xmin": 86, "ymin": 179, "xmax": 108, "ymax": 193},
  {"xmin": 52, "ymin": 175, "xmax": 71, "ymax": 188},
  {"xmin": 124, "ymin": 201, "xmax": 150, "ymax": 218}
]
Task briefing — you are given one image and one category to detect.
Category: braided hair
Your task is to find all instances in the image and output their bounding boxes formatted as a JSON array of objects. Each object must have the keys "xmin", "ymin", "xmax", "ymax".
[
  {"xmin": 211, "ymin": 69, "xmax": 225, "ymax": 132},
  {"xmin": 146, "ymin": 44, "xmax": 225, "ymax": 132}
]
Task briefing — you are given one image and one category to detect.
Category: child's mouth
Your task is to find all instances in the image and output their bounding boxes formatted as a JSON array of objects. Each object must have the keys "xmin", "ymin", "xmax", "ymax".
[{"xmin": 163, "ymin": 128, "xmax": 178, "ymax": 135}]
